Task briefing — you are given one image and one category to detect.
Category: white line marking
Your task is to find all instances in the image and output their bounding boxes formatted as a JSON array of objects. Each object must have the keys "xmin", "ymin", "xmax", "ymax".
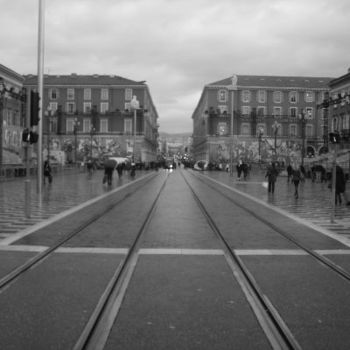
[
  {"xmin": 138, "ymin": 248, "xmax": 224, "ymax": 255},
  {"xmin": 56, "ymin": 247, "xmax": 128, "ymax": 254},
  {"xmin": 234, "ymin": 249, "xmax": 308, "ymax": 255},
  {"xmin": 1, "ymin": 246, "xmax": 349, "ymax": 256}
]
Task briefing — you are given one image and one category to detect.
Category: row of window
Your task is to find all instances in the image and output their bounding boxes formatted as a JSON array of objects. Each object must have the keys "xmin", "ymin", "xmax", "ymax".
[
  {"xmin": 215, "ymin": 122, "xmax": 315, "ymax": 137},
  {"xmin": 332, "ymin": 114, "xmax": 350, "ymax": 131},
  {"xmin": 49, "ymin": 118, "xmax": 136, "ymax": 134},
  {"xmin": 214, "ymin": 105, "xmax": 314, "ymax": 118},
  {"xmin": 48, "ymin": 101, "xmax": 137, "ymax": 115},
  {"xmin": 218, "ymin": 89, "xmax": 320, "ymax": 104},
  {"xmin": 48, "ymin": 87, "xmax": 134, "ymax": 102}
]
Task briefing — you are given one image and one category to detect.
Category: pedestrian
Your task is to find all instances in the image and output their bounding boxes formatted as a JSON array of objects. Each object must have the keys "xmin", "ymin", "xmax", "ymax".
[
  {"xmin": 265, "ymin": 162, "xmax": 278, "ymax": 194},
  {"xmin": 86, "ymin": 158, "xmax": 94, "ymax": 176},
  {"xmin": 130, "ymin": 162, "xmax": 136, "ymax": 178},
  {"xmin": 236, "ymin": 159, "xmax": 243, "ymax": 180},
  {"xmin": 242, "ymin": 162, "xmax": 249, "ymax": 180},
  {"xmin": 116, "ymin": 162, "xmax": 124, "ymax": 178},
  {"xmin": 43, "ymin": 159, "xmax": 52, "ymax": 184},
  {"xmin": 334, "ymin": 165, "xmax": 350, "ymax": 205},
  {"xmin": 286, "ymin": 164, "xmax": 293, "ymax": 183},
  {"xmin": 103, "ymin": 158, "xmax": 116, "ymax": 185},
  {"xmin": 291, "ymin": 165, "xmax": 302, "ymax": 199}
]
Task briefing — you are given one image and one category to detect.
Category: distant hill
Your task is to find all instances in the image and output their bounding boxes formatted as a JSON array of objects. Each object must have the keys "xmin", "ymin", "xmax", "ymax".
[{"xmin": 159, "ymin": 132, "xmax": 192, "ymax": 138}]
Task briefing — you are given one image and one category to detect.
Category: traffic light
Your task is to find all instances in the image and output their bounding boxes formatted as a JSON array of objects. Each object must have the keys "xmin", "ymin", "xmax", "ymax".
[
  {"xmin": 22, "ymin": 128, "xmax": 30, "ymax": 142},
  {"xmin": 329, "ymin": 132, "xmax": 340, "ymax": 144},
  {"xmin": 30, "ymin": 91, "xmax": 40, "ymax": 126},
  {"xmin": 29, "ymin": 131, "xmax": 38, "ymax": 144}
]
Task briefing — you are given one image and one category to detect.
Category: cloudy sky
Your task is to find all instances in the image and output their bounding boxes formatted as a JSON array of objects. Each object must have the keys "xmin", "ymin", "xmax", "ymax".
[{"xmin": 1, "ymin": 0, "xmax": 349, "ymax": 133}]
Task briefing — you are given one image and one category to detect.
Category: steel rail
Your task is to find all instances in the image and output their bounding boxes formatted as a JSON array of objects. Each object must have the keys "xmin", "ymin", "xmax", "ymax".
[
  {"xmin": 0, "ymin": 172, "xmax": 159, "ymax": 291},
  {"xmin": 196, "ymin": 171, "xmax": 350, "ymax": 283},
  {"xmin": 73, "ymin": 172, "xmax": 169, "ymax": 350},
  {"xmin": 181, "ymin": 170, "xmax": 302, "ymax": 350}
]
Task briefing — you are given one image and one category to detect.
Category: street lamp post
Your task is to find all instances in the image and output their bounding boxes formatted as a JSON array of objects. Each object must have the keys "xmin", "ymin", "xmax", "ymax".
[
  {"xmin": 298, "ymin": 110, "xmax": 307, "ymax": 167},
  {"xmin": 90, "ymin": 125, "xmax": 95, "ymax": 160},
  {"xmin": 45, "ymin": 106, "xmax": 52, "ymax": 161},
  {"xmin": 272, "ymin": 120, "xmax": 280, "ymax": 160},
  {"xmin": 257, "ymin": 127, "xmax": 264, "ymax": 167},
  {"xmin": 0, "ymin": 81, "xmax": 6, "ymax": 173},
  {"xmin": 73, "ymin": 118, "xmax": 80, "ymax": 164},
  {"xmin": 130, "ymin": 95, "xmax": 140, "ymax": 163}
]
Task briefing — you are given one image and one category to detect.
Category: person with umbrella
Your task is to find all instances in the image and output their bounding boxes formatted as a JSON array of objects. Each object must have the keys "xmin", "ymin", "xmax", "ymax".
[{"xmin": 103, "ymin": 158, "xmax": 117, "ymax": 185}]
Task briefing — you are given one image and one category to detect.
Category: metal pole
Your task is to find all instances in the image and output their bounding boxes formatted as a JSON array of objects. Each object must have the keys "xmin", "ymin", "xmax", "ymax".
[
  {"xmin": 25, "ymin": 91, "xmax": 31, "ymax": 218},
  {"xmin": 0, "ymin": 92, "xmax": 3, "ymax": 175},
  {"xmin": 47, "ymin": 111, "xmax": 50, "ymax": 161},
  {"xmin": 133, "ymin": 108, "xmax": 136, "ymax": 162},
  {"xmin": 301, "ymin": 117, "xmax": 305, "ymax": 167},
  {"xmin": 229, "ymin": 89, "xmax": 234, "ymax": 176},
  {"xmin": 331, "ymin": 143, "xmax": 338, "ymax": 223},
  {"xmin": 37, "ymin": 0, "xmax": 45, "ymax": 194},
  {"xmin": 74, "ymin": 128, "xmax": 77, "ymax": 163}
]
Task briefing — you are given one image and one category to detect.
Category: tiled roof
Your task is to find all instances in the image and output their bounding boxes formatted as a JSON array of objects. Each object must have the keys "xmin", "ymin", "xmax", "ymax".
[
  {"xmin": 23, "ymin": 74, "xmax": 146, "ymax": 86},
  {"xmin": 208, "ymin": 74, "xmax": 334, "ymax": 89}
]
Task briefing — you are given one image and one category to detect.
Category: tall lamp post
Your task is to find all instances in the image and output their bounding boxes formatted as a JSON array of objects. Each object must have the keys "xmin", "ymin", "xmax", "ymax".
[
  {"xmin": 44, "ymin": 106, "xmax": 52, "ymax": 161},
  {"xmin": 272, "ymin": 120, "xmax": 280, "ymax": 160},
  {"xmin": 298, "ymin": 110, "xmax": 307, "ymax": 167},
  {"xmin": 73, "ymin": 118, "xmax": 80, "ymax": 164},
  {"xmin": 0, "ymin": 81, "xmax": 6, "ymax": 173},
  {"xmin": 257, "ymin": 127, "xmax": 264, "ymax": 167},
  {"xmin": 89, "ymin": 125, "xmax": 95, "ymax": 160},
  {"xmin": 130, "ymin": 95, "xmax": 140, "ymax": 163}
]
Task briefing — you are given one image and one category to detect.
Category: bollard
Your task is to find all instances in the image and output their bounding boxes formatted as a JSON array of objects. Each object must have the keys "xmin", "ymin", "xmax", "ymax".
[{"xmin": 25, "ymin": 179, "xmax": 31, "ymax": 218}]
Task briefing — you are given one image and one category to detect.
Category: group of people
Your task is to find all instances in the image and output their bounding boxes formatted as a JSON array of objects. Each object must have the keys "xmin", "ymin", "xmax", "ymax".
[
  {"xmin": 103, "ymin": 160, "xmax": 133, "ymax": 185},
  {"xmin": 264, "ymin": 160, "xmax": 350, "ymax": 204},
  {"xmin": 235, "ymin": 160, "xmax": 250, "ymax": 180}
]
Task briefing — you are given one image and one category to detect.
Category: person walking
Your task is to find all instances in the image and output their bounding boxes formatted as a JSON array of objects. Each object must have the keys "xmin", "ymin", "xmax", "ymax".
[
  {"xmin": 43, "ymin": 159, "xmax": 52, "ymax": 184},
  {"xmin": 265, "ymin": 162, "xmax": 278, "ymax": 194},
  {"xmin": 286, "ymin": 164, "xmax": 293, "ymax": 183},
  {"xmin": 236, "ymin": 160, "xmax": 243, "ymax": 180},
  {"xmin": 103, "ymin": 158, "xmax": 116, "ymax": 185},
  {"xmin": 116, "ymin": 162, "xmax": 124, "ymax": 179},
  {"xmin": 334, "ymin": 165, "xmax": 350, "ymax": 205},
  {"xmin": 291, "ymin": 165, "xmax": 302, "ymax": 199}
]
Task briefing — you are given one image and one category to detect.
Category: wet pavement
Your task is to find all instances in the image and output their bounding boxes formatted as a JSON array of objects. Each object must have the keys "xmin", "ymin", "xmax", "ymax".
[
  {"xmin": 0, "ymin": 166, "xmax": 350, "ymax": 243},
  {"xmin": 0, "ymin": 168, "xmax": 147, "ymax": 241},
  {"xmin": 203, "ymin": 167, "xmax": 350, "ymax": 240}
]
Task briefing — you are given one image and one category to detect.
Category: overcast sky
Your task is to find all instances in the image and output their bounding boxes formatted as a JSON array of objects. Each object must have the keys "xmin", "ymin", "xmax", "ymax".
[{"xmin": 1, "ymin": 0, "xmax": 349, "ymax": 133}]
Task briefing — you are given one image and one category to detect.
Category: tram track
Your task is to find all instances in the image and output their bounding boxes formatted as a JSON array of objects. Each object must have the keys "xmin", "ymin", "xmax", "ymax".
[
  {"xmin": 73, "ymin": 172, "xmax": 169, "ymax": 350},
  {"xmin": 181, "ymin": 169, "xmax": 350, "ymax": 349},
  {"xmin": 192, "ymin": 170, "xmax": 350, "ymax": 283},
  {"xmin": 180, "ymin": 170, "xmax": 301, "ymax": 350},
  {"xmin": 0, "ymin": 172, "xmax": 159, "ymax": 292},
  {"xmin": 2, "ymin": 169, "xmax": 350, "ymax": 348}
]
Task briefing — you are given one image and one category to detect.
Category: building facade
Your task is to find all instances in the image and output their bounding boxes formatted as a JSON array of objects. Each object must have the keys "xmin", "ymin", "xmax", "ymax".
[
  {"xmin": 191, "ymin": 74, "xmax": 333, "ymax": 165},
  {"xmin": 23, "ymin": 74, "xmax": 159, "ymax": 165},
  {"xmin": 0, "ymin": 64, "xmax": 26, "ymax": 170},
  {"xmin": 328, "ymin": 68, "xmax": 350, "ymax": 147}
]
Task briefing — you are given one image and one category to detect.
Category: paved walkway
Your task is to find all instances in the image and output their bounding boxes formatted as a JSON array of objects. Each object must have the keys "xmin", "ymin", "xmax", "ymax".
[
  {"xmin": 205, "ymin": 168, "xmax": 350, "ymax": 239},
  {"xmin": 0, "ymin": 168, "xmax": 147, "ymax": 241},
  {"xmin": 1, "ymin": 167, "xmax": 350, "ymax": 243}
]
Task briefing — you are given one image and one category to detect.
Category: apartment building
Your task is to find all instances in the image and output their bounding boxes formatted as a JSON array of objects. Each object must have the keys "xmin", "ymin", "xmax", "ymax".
[
  {"xmin": 191, "ymin": 74, "xmax": 333, "ymax": 165},
  {"xmin": 23, "ymin": 73, "xmax": 159, "ymax": 164},
  {"xmin": 328, "ymin": 68, "xmax": 350, "ymax": 148},
  {"xmin": 0, "ymin": 64, "xmax": 25, "ymax": 169}
]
